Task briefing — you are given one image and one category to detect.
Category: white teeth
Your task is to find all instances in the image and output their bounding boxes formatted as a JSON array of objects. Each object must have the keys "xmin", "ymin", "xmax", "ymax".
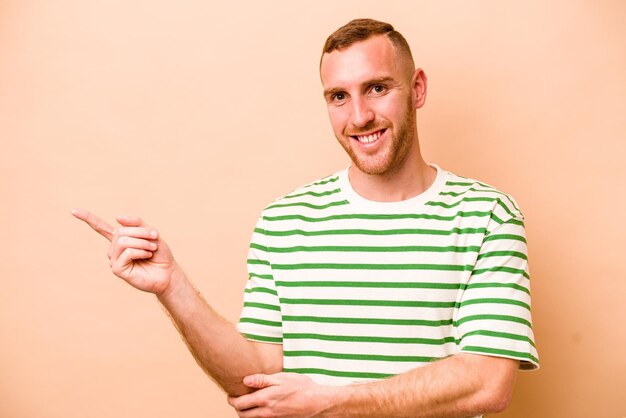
[{"xmin": 356, "ymin": 131, "xmax": 382, "ymax": 143}]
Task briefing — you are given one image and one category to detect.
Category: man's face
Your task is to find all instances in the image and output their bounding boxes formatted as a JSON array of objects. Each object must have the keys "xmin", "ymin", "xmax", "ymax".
[{"xmin": 320, "ymin": 35, "xmax": 421, "ymax": 176}]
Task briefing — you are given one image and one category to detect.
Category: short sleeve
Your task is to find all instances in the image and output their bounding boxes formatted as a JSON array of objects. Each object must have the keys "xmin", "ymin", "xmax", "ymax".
[
  {"xmin": 455, "ymin": 217, "xmax": 539, "ymax": 370},
  {"xmin": 236, "ymin": 217, "xmax": 283, "ymax": 344}
]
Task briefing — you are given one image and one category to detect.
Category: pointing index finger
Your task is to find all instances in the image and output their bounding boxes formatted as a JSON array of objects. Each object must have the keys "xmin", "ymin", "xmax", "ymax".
[
  {"xmin": 71, "ymin": 208, "xmax": 114, "ymax": 241},
  {"xmin": 116, "ymin": 215, "xmax": 148, "ymax": 228}
]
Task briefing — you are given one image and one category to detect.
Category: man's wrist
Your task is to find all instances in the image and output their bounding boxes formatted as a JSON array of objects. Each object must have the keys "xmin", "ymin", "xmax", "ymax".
[
  {"xmin": 318, "ymin": 384, "xmax": 350, "ymax": 418},
  {"xmin": 156, "ymin": 263, "xmax": 189, "ymax": 302}
]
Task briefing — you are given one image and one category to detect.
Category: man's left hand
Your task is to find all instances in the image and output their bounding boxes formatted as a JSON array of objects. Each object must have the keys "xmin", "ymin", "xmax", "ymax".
[{"xmin": 227, "ymin": 372, "xmax": 333, "ymax": 418}]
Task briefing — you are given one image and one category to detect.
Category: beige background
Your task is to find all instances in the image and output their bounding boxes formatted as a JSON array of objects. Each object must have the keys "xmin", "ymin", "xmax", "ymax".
[{"xmin": 1, "ymin": 1, "xmax": 625, "ymax": 417}]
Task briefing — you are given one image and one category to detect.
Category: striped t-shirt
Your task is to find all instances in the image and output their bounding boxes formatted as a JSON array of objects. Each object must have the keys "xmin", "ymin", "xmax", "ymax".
[{"xmin": 237, "ymin": 165, "xmax": 539, "ymax": 386}]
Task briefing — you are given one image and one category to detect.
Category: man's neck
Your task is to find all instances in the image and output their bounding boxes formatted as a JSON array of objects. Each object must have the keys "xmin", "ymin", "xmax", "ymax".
[{"xmin": 348, "ymin": 158, "xmax": 437, "ymax": 203}]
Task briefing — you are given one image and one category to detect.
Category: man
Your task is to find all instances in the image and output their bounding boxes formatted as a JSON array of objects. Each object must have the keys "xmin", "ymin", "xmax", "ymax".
[{"xmin": 73, "ymin": 18, "xmax": 538, "ymax": 418}]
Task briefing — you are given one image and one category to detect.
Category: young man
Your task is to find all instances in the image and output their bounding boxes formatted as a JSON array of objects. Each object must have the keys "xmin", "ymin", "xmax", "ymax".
[{"xmin": 74, "ymin": 19, "xmax": 537, "ymax": 418}]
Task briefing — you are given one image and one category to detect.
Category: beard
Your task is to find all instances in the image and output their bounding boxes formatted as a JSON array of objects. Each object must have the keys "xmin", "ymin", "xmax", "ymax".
[{"xmin": 338, "ymin": 99, "xmax": 416, "ymax": 176}]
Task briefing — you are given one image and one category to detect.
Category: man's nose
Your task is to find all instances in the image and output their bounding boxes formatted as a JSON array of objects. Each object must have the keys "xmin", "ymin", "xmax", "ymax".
[{"xmin": 350, "ymin": 97, "xmax": 375, "ymax": 128}]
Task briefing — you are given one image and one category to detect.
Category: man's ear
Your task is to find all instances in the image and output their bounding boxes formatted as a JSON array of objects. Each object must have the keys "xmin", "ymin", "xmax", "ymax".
[{"xmin": 412, "ymin": 68, "xmax": 427, "ymax": 109}]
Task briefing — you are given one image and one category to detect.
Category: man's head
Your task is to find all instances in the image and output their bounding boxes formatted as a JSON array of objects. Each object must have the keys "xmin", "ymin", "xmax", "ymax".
[
  {"xmin": 320, "ymin": 19, "xmax": 426, "ymax": 177},
  {"xmin": 321, "ymin": 18, "xmax": 415, "ymax": 75}
]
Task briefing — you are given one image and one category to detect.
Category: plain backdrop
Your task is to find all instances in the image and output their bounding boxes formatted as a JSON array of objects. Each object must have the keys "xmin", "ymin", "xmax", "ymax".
[{"xmin": 1, "ymin": 1, "xmax": 625, "ymax": 417}]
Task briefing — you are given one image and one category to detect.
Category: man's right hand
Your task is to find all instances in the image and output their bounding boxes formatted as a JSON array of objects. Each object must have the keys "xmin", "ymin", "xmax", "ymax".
[{"xmin": 71, "ymin": 209, "xmax": 177, "ymax": 296}]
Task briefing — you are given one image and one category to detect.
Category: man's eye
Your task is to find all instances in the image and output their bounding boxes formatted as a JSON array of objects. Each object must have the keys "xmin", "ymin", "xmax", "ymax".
[
  {"xmin": 372, "ymin": 85, "xmax": 385, "ymax": 94},
  {"xmin": 333, "ymin": 93, "xmax": 345, "ymax": 101}
]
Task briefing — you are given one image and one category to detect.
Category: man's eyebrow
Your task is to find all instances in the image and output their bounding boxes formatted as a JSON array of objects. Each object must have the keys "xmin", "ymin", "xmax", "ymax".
[
  {"xmin": 323, "ymin": 87, "xmax": 344, "ymax": 98},
  {"xmin": 366, "ymin": 76, "xmax": 395, "ymax": 86}
]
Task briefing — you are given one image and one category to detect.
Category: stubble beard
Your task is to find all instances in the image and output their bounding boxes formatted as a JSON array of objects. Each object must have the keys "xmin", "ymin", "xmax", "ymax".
[{"xmin": 340, "ymin": 105, "xmax": 416, "ymax": 176}]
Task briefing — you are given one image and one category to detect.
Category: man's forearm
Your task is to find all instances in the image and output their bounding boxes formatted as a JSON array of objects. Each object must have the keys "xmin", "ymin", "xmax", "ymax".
[
  {"xmin": 157, "ymin": 265, "xmax": 282, "ymax": 396},
  {"xmin": 323, "ymin": 354, "xmax": 519, "ymax": 418}
]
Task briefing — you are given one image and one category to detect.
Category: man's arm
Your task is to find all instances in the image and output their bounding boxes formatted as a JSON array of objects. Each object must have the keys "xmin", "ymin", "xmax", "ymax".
[
  {"xmin": 157, "ymin": 265, "xmax": 283, "ymax": 395},
  {"xmin": 228, "ymin": 353, "xmax": 518, "ymax": 418},
  {"xmin": 325, "ymin": 353, "xmax": 518, "ymax": 417},
  {"xmin": 72, "ymin": 209, "xmax": 282, "ymax": 396}
]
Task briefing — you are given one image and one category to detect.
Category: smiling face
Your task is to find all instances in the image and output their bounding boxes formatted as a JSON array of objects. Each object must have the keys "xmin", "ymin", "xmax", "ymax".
[{"xmin": 320, "ymin": 34, "xmax": 426, "ymax": 177}]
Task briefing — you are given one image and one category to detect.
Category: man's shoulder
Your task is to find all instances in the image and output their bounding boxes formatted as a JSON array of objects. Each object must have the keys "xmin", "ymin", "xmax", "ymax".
[
  {"xmin": 259, "ymin": 170, "xmax": 347, "ymax": 214},
  {"xmin": 441, "ymin": 169, "xmax": 524, "ymax": 221}
]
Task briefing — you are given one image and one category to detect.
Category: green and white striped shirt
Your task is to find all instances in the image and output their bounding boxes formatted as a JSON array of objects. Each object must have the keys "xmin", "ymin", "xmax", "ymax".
[{"xmin": 237, "ymin": 165, "xmax": 539, "ymax": 386}]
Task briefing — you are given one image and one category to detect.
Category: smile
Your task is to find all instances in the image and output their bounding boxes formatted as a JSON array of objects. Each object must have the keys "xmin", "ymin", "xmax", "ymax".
[{"xmin": 352, "ymin": 129, "xmax": 386, "ymax": 144}]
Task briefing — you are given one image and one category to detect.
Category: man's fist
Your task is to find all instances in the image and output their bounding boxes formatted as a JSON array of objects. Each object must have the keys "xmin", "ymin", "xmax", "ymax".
[{"xmin": 72, "ymin": 209, "xmax": 177, "ymax": 295}]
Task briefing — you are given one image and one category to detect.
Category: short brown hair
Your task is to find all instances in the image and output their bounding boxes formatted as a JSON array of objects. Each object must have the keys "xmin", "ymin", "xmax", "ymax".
[{"xmin": 322, "ymin": 18, "xmax": 414, "ymax": 64}]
